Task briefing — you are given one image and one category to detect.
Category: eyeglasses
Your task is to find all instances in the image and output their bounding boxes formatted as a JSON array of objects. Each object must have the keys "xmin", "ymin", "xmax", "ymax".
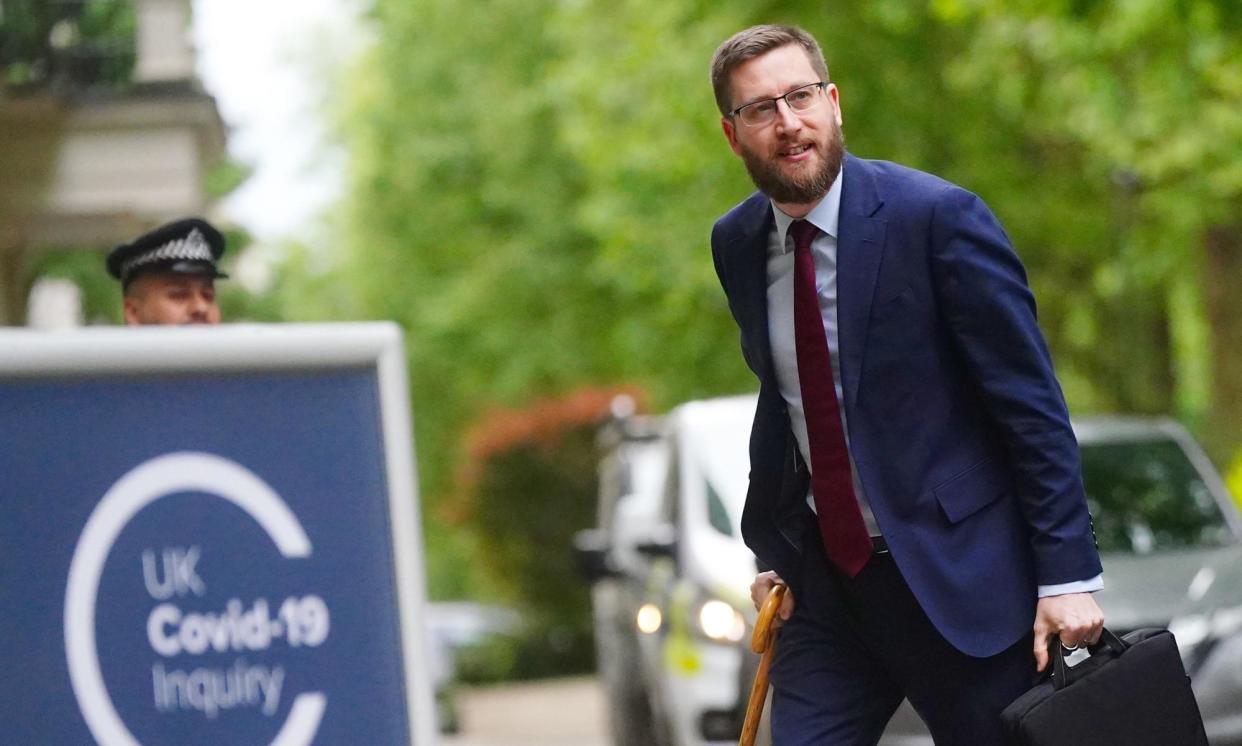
[{"xmin": 728, "ymin": 82, "xmax": 827, "ymax": 127}]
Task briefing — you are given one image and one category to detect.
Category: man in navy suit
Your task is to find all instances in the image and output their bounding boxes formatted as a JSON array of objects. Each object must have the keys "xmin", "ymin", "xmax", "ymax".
[{"xmin": 709, "ymin": 25, "xmax": 1105, "ymax": 744}]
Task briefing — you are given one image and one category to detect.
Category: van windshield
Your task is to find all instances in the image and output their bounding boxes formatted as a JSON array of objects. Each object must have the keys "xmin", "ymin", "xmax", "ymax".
[
  {"xmin": 1081, "ymin": 438, "xmax": 1235, "ymax": 554},
  {"xmin": 687, "ymin": 422, "xmax": 750, "ymax": 538}
]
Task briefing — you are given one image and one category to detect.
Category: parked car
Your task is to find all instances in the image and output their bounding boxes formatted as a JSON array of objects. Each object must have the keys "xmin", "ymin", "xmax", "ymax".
[
  {"xmin": 880, "ymin": 416, "xmax": 1242, "ymax": 745},
  {"xmin": 1078, "ymin": 418, "xmax": 1242, "ymax": 746},
  {"xmin": 424, "ymin": 601, "xmax": 520, "ymax": 733},
  {"xmin": 580, "ymin": 398, "xmax": 1242, "ymax": 745}
]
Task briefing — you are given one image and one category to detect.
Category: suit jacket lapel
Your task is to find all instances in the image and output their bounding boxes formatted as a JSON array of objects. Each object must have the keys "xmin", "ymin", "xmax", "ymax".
[
  {"xmin": 836, "ymin": 154, "xmax": 888, "ymax": 410},
  {"xmin": 725, "ymin": 194, "xmax": 777, "ymax": 383}
]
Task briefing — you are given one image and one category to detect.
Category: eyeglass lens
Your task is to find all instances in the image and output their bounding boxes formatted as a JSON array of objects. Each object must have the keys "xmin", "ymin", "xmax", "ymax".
[{"xmin": 738, "ymin": 83, "xmax": 823, "ymax": 126}]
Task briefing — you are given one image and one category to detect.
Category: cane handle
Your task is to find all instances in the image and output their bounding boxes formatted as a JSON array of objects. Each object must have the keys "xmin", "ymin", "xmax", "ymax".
[{"xmin": 751, "ymin": 583, "xmax": 786, "ymax": 654}]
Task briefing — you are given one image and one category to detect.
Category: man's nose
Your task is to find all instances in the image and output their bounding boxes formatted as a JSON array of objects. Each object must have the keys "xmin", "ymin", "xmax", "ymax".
[
  {"xmin": 773, "ymin": 97, "xmax": 801, "ymax": 131},
  {"xmin": 188, "ymin": 293, "xmax": 210, "ymax": 318}
]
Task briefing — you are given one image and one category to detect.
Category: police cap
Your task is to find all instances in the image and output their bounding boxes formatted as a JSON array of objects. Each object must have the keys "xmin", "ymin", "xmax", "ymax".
[{"xmin": 106, "ymin": 218, "xmax": 229, "ymax": 289}]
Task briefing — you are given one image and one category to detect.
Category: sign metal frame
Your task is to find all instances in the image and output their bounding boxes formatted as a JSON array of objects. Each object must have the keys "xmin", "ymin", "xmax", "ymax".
[{"xmin": 0, "ymin": 322, "xmax": 436, "ymax": 745}]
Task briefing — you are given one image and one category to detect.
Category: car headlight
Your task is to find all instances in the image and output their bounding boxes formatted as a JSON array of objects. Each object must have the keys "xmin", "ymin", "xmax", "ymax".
[
  {"xmin": 1170, "ymin": 614, "xmax": 1211, "ymax": 650},
  {"xmin": 1210, "ymin": 604, "xmax": 1242, "ymax": 639},
  {"xmin": 636, "ymin": 603, "xmax": 663, "ymax": 634},
  {"xmin": 697, "ymin": 599, "xmax": 746, "ymax": 643},
  {"xmin": 1171, "ymin": 605, "xmax": 1242, "ymax": 651}
]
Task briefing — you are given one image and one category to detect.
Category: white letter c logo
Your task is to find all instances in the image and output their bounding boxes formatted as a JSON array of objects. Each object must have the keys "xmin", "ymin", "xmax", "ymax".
[{"xmin": 65, "ymin": 452, "xmax": 326, "ymax": 745}]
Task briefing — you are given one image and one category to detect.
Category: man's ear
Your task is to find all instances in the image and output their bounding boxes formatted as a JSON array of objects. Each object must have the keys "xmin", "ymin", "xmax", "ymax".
[
  {"xmin": 722, "ymin": 116, "xmax": 743, "ymax": 157},
  {"xmin": 825, "ymin": 83, "xmax": 843, "ymax": 128},
  {"xmin": 122, "ymin": 294, "xmax": 141, "ymax": 326}
]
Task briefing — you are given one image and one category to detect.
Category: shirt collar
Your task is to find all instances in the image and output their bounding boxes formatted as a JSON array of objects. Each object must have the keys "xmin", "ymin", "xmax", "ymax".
[{"xmin": 771, "ymin": 166, "xmax": 843, "ymax": 254}]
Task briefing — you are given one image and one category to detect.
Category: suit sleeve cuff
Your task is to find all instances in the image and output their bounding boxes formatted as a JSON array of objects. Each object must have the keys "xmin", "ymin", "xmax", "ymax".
[{"xmin": 1038, "ymin": 574, "xmax": 1104, "ymax": 597}]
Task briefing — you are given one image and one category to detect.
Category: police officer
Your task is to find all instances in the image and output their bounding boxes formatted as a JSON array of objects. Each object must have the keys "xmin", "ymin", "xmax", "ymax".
[{"xmin": 106, "ymin": 218, "xmax": 228, "ymax": 325}]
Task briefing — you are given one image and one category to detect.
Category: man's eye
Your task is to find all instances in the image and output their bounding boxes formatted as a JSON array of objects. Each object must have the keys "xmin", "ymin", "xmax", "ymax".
[
  {"xmin": 789, "ymin": 90, "xmax": 812, "ymax": 104},
  {"xmin": 752, "ymin": 101, "xmax": 776, "ymax": 115}
]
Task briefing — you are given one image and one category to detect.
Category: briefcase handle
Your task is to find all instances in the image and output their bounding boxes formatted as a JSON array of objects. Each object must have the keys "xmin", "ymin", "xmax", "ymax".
[{"xmin": 1050, "ymin": 628, "xmax": 1128, "ymax": 691}]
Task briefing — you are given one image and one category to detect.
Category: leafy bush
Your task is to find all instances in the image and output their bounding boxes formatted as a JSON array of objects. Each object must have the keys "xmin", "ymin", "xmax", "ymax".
[{"xmin": 447, "ymin": 386, "xmax": 645, "ymax": 679}]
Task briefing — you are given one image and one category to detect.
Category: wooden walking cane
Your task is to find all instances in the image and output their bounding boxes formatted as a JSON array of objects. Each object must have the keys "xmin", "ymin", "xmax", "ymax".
[{"xmin": 739, "ymin": 583, "xmax": 787, "ymax": 746}]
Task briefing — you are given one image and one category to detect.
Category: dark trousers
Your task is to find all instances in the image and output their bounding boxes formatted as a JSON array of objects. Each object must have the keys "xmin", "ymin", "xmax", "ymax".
[{"xmin": 769, "ymin": 526, "xmax": 1035, "ymax": 745}]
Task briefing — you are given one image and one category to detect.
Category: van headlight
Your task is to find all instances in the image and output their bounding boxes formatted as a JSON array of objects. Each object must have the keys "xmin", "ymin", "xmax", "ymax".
[
  {"xmin": 636, "ymin": 603, "xmax": 663, "ymax": 634},
  {"xmin": 697, "ymin": 599, "xmax": 746, "ymax": 643}
]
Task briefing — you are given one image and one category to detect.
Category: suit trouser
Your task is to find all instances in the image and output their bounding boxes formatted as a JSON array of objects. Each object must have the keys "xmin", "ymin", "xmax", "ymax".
[{"xmin": 769, "ymin": 523, "xmax": 1035, "ymax": 746}]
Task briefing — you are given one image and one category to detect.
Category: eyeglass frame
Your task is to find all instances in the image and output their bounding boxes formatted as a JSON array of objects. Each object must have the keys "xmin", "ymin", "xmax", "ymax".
[{"xmin": 727, "ymin": 81, "xmax": 829, "ymax": 127}]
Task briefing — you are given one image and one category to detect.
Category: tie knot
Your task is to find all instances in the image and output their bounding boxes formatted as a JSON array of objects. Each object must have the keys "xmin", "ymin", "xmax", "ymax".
[{"xmin": 789, "ymin": 220, "xmax": 819, "ymax": 253}]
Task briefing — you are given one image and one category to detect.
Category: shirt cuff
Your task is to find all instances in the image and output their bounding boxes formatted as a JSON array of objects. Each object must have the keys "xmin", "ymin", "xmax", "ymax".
[{"xmin": 1038, "ymin": 574, "xmax": 1104, "ymax": 597}]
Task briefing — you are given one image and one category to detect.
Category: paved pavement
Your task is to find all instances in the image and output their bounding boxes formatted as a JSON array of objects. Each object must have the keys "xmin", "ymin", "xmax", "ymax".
[{"xmin": 440, "ymin": 675, "xmax": 608, "ymax": 746}]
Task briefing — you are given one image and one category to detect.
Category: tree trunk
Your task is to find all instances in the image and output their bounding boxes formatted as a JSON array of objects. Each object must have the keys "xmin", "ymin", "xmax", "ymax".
[
  {"xmin": 1202, "ymin": 222, "xmax": 1242, "ymax": 462},
  {"xmin": 0, "ymin": 95, "xmax": 67, "ymax": 325},
  {"xmin": 0, "ymin": 246, "xmax": 26, "ymax": 325}
]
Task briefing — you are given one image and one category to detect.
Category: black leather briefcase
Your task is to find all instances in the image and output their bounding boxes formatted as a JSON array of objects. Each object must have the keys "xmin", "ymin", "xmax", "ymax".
[{"xmin": 1001, "ymin": 628, "xmax": 1209, "ymax": 746}]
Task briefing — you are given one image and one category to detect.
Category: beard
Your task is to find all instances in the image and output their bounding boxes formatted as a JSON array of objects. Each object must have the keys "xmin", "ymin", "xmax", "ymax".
[{"xmin": 739, "ymin": 119, "xmax": 845, "ymax": 206}]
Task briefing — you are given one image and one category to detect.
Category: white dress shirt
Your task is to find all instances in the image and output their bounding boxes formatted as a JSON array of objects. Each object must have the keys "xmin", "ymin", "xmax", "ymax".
[{"xmin": 763, "ymin": 169, "xmax": 1101, "ymax": 597}]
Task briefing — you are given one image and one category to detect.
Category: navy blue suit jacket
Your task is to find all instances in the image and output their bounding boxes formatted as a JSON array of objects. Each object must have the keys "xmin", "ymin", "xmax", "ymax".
[{"xmin": 710, "ymin": 153, "xmax": 1102, "ymax": 657}]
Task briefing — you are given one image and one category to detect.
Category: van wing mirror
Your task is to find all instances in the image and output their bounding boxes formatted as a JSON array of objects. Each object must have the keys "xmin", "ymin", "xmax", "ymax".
[
  {"xmin": 635, "ymin": 523, "xmax": 677, "ymax": 559},
  {"xmin": 572, "ymin": 528, "xmax": 618, "ymax": 583}
]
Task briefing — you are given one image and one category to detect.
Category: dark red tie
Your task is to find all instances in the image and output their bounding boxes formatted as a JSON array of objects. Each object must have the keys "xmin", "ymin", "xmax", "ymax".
[{"xmin": 790, "ymin": 219, "xmax": 873, "ymax": 577}]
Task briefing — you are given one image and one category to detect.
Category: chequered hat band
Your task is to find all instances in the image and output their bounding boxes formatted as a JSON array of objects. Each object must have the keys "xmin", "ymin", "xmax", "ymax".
[{"xmin": 120, "ymin": 228, "xmax": 216, "ymax": 281}]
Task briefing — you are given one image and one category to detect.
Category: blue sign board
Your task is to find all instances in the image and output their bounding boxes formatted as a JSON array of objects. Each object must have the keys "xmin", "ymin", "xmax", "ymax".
[{"xmin": 0, "ymin": 324, "xmax": 435, "ymax": 744}]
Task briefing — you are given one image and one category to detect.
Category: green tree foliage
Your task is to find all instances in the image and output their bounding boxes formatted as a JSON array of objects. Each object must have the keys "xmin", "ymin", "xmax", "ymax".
[
  {"xmin": 443, "ymin": 389, "xmax": 629, "ymax": 678},
  {"xmin": 0, "ymin": 0, "xmax": 135, "ymax": 91},
  {"xmin": 28, "ymin": 247, "xmax": 121, "ymax": 324},
  {"xmin": 334, "ymin": 0, "xmax": 1241, "ymax": 598},
  {"xmin": 932, "ymin": 0, "xmax": 1242, "ymax": 451},
  {"xmin": 337, "ymin": 0, "xmax": 750, "ymax": 595}
]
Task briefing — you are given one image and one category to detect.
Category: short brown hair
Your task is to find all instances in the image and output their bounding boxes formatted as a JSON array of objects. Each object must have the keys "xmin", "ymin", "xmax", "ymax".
[{"xmin": 710, "ymin": 25, "xmax": 830, "ymax": 116}]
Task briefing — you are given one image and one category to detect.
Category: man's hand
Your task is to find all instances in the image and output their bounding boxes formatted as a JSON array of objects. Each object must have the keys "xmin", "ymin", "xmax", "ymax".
[
  {"xmin": 1032, "ymin": 592, "xmax": 1104, "ymax": 672},
  {"xmin": 750, "ymin": 571, "xmax": 796, "ymax": 628}
]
